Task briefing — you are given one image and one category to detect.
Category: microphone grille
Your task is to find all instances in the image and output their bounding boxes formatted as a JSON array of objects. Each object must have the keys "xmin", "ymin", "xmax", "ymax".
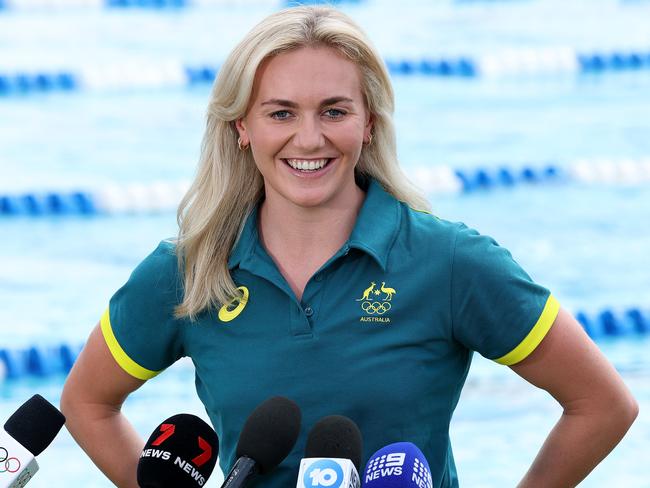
[
  {"xmin": 3, "ymin": 394, "xmax": 66, "ymax": 456},
  {"xmin": 305, "ymin": 415, "xmax": 363, "ymax": 470},
  {"xmin": 235, "ymin": 396, "xmax": 301, "ymax": 474}
]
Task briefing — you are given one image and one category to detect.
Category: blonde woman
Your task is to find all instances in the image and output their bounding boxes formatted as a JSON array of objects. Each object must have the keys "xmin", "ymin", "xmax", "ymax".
[{"xmin": 61, "ymin": 6, "xmax": 637, "ymax": 487}]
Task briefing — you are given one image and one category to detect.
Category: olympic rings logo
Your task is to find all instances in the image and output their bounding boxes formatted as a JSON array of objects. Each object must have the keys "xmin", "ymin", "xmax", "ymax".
[
  {"xmin": 361, "ymin": 301, "xmax": 391, "ymax": 315},
  {"xmin": 0, "ymin": 446, "xmax": 21, "ymax": 474}
]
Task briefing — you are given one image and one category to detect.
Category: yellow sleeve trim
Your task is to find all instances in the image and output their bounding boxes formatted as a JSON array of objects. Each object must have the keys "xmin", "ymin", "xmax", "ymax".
[
  {"xmin": 100, "ymin": 308, "xmax": 160, "ymax": 380},
  {"xmin": 495, "ymin": 294, "xmax": 560, "ymax": 366}
]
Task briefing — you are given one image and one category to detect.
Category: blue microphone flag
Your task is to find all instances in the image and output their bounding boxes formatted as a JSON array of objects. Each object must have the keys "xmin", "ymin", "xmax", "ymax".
[{"xmin": 362, "ymin": 442, "xmax": 432, "ymax": 488}]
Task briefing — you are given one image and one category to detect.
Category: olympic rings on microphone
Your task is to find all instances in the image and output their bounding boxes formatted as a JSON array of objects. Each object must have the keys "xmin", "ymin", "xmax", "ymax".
[
  {"xmin": 361, "ymin": 301, "xmax": 391, "ymax": 315},
  {"xmin": 0, "ymin": 447, "xmax": 21, "ymax": 473}
]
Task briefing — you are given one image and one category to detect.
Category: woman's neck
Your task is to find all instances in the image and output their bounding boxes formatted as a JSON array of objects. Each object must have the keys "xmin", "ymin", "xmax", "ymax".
[
  {"xmin": 257, "ymin": 184, "xmax": 365, "ymax": 300},
  {"xmin": 259, "ymin": 185, "xmax": 365, "ymax": 259}
]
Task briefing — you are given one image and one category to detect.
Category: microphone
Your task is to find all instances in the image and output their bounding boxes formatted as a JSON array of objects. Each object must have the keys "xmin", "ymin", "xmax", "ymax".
[
  {"xmin": 362, "ymin": 442, "xmax": 432, "ymax": 488},
  {"xmin": 1, "ymin": 394, "xmax": 66, "ymax": 488},
  {"xmin": 296, "ymin": 415, "xmax": 363, "ymax": 488},
  {"xmin": 137, "ymin": 413, "xmax": 219, "ymax": 488},
  {"xmin": 220, "ymin": 396, "xmax": 301, "ymax": 488}
]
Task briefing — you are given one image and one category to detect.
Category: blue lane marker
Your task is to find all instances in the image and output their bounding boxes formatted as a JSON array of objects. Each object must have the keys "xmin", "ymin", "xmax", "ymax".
[
  {"xmin": 0, "ymin": 72, "xmax": 80, "ymax": 95},
  {"xmin": 387, "ymin": 58, "xmax": 478, "ymax": 77},
  {"xmin": 185, "ymin": 65, "xmax": 217, "ymax": 84},
  {"xmin": 0, "ymin": 192, "xmax": 97, "ymax": 217},
  {"xmin": 627, "ymin": 309, "xmax": 648, "ymax": 334}
]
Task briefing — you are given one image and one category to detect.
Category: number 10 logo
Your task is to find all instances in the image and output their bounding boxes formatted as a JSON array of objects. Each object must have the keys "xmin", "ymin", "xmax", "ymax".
[{"xmin": 304, "ymin": 459, "xmax": 344, "ymax": 488}]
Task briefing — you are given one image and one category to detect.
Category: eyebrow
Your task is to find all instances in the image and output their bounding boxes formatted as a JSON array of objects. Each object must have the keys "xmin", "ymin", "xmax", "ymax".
[{"xmin": 260, "ymin": 96, "xmax": 354, "ymax": 108}]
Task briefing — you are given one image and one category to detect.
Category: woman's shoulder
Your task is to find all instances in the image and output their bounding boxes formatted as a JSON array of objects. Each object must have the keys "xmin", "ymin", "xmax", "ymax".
[
  {"xmin": 398, "ymin": 202, "xmax": 469, "ymax": 244},
  {"xmin": 127, "ymin": 239, "xmax": 181, "ymax": 292}
]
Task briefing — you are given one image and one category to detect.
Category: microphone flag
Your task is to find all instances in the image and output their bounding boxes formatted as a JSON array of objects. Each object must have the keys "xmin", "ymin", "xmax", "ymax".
[{"xmin": 362, "ymin": 442, "xmax": 432, "ymax": 488}]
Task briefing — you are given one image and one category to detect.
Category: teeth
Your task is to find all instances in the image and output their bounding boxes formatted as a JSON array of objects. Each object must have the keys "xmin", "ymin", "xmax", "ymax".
[{"xmin": 286, "ymin": 158, "xmax": 329, "ymax": 171}]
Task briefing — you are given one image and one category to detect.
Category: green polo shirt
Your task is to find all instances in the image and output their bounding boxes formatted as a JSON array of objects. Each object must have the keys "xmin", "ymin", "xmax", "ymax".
[{"xmin": 102, "ymin": 178, "xmax": 559, "ymax": 487}]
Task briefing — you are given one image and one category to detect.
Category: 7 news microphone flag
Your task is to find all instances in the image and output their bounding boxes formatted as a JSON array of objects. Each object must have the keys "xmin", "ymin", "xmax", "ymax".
[{"xmin": 137, "ymin": 413, "xmax": 219, "ymax": 488}]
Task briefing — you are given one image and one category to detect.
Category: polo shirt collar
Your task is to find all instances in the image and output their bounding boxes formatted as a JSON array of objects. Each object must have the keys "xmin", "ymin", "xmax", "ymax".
[
  {"xmin": 228, "ymin": 205, "xmax": 259, "ymax": 269},
  {"xmin": 347, "ymin": 177, "xmax": 400, "ymax": 271},
  {"xmin": 227, "ymin": 178, "xmax": 400, "ymax": 271}
]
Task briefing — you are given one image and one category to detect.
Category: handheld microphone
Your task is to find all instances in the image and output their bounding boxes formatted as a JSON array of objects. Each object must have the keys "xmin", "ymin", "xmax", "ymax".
[
  {"xmin": 296, "ymin": 415, "xmax": 363, "ymax": 488},
  {"xmin": 220, "ymin": 396, "xmax": 301, "ymax": 488},
  {"xmin": 362, "ymin": 442, "xmax": 432, "ymax": 488},
  {"xmin": 1, "ymin": 394, "xmax": 66, "ymax": 488},
  {"xmin": 137, "ymin": 413, "xmax": 219, "ymax": 488}
]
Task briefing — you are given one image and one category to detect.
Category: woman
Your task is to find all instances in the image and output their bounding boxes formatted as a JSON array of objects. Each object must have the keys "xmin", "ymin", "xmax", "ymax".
[{"xmin": 61, "ymin": 6, "xmax": 638, "ymax": 487}]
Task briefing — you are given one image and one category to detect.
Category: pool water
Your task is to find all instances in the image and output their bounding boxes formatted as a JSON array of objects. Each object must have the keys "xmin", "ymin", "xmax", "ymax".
[{"xmin": 1, "ymin": 0, "xmax": 650, "ymax": 486}]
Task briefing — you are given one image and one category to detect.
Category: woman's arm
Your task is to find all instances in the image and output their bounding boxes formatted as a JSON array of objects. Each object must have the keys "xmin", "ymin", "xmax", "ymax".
[
  {"xmin": 511, "ymin": 307, "xmax": 638, "ymax": 488},
  {"xmin": 61, "ymin": 323, "xmax": 146, "ymax": 488}
]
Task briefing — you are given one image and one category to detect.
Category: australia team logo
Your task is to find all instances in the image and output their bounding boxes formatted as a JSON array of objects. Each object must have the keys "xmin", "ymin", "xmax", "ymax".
[{"xmin": 355, "ymin": 281, "xmax": 396, "ymax": 324}]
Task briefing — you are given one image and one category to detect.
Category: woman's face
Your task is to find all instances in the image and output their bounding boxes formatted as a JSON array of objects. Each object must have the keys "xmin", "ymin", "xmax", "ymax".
[{"xmin": 236, "ymin": 46, "xmax": 373, "ymax": 210}]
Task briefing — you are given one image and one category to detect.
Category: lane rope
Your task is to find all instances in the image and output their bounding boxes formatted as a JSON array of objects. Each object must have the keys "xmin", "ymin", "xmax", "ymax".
[
  {"xmin": 3, "ymin": 159, "xmax": 650, "ymax": 218},
  {"xmin": 1, "ymin": 306, "xmax": 647, "ymax": 381},
  {"xmin": 1, "ymin": 49, "xmax": 649, "ymax": 98}
]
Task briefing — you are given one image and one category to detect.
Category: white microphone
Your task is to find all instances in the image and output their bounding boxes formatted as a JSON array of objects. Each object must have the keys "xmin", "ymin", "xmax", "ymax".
[
  {"xmin": 295, "ymin": 415, "xmax": 363, "ymax": 488},
  {"xmin": 1, "ymin": 394, "xmax": 65, "ymax": 488},
  {"xmin": 297, "ymin": 458, "xmax": 360, "ymax": 488}
]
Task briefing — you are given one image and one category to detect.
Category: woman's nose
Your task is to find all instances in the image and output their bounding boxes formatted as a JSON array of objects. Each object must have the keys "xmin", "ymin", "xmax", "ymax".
[{"xmin": 293, "ymin": 116, "xmax": 324, "ymax": 150}]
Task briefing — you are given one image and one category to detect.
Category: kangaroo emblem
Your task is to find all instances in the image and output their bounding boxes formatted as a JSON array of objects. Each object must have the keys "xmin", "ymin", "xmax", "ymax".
[
  {"xmin": 356, "ymin": 282, "xmax": 376, "ymax": 301},
  {"xmin": 380, "ymin": 282, "xmax": 396, "ymax": 301}
]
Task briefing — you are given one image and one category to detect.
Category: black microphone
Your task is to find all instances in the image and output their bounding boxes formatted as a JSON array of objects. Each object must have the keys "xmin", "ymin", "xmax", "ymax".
[
  {"xmin": 220, "ymin": 396, "xmax": 302, "ymax": 488},
  {"xmin": 137, "ymin": 413, "xmax": 219, "ymax": 488},
  {"xmin": 296, "ymin": 415, "xmax": 363, "ymax": 488},
  {"xmin": 1, "ymin": 394, "xmax": 66, "ymax": 488}
]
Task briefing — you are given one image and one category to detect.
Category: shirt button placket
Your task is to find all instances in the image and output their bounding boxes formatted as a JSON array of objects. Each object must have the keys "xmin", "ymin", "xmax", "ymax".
[{"xmin": 304, "ymin": 306, "xmax": 314, "ymax": 317}]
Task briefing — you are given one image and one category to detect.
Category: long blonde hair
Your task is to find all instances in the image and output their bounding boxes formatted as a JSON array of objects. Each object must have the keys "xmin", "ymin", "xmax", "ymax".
[{"xmin": 175, "ymin": 5, "xmax": 431, "ymax": 319}]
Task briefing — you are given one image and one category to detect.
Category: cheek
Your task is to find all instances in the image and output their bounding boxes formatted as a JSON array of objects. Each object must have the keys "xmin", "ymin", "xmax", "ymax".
[
  {"xmin": 332, "ymin": 126, "xmax": 365, "ymax": 155},
  {"xmin": 250, "ymin": 127, "xmax": 288, "ymax": 158},
  {"xmin": 326, "ymin": 119, "xmax": 365, "ymax": 142}
]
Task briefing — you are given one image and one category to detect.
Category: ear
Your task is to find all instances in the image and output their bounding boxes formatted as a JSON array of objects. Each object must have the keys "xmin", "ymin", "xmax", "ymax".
[
  {"xmin": 235, "ymin": 119, "xmax": 249, "ymax": 146},
  {"xmin": 364, "ymin": 114, "xmax": 374, "ymax": 141}
]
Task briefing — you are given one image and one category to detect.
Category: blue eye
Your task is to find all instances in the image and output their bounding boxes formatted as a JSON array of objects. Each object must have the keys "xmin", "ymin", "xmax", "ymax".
[
  {"xmin": 271, "ymin": 110, "xmax": 291, "ymax": 120},
  {"xmin": 324, "ymin": 108, "xmax": 346, "ymax": 118}
]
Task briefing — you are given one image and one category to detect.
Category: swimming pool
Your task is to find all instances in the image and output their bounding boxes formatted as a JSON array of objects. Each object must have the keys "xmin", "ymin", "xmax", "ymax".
[{"xmin": 1, "ymin": 0, "xmax": 649, "ymax": 485}]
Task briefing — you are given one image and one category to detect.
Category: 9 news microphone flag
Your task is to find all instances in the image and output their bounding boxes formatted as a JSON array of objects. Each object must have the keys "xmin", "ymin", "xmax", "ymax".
[
  {"xmin": 362, "ymin": 442, "xmax": 432, "ymax": 488},
  {"xmin": 1, "ymin": 394, "xmax": 66, "ymax": 488},
  {"xmin": 137, "ymin": 413, "xmax": 219, "ymax": 488}
]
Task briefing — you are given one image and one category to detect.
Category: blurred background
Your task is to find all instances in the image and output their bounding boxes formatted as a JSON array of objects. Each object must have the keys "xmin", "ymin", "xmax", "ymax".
[{"xmin": 1, "ymin": 0, "xmax": 649, "ymax": 485}]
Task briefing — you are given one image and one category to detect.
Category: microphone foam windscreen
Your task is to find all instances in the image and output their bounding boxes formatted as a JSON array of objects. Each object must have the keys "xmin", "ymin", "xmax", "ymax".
[
  {"xmin": 363, "ymin": 442, "xmax": 432, "ymax": 488},
  {"xmin": 3, "ymin": 394, "xmax": 66, "ymax": 456},
  {"xmin": 305, "ymin": 415, "xmax": 363, "ymax": 471},
  {"xmin": 235, "ymin": 396, "xmax": 301, "ymax": 474},
  {"xmin": 137, "ymin": 413, "xmax": 219, "ymax": 488}
]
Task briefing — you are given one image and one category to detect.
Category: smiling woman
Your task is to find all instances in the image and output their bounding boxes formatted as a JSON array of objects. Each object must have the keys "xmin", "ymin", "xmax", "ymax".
[
  {"xmin": 235, "ymin": 46, "xmax": 374, "ymax": 298},
  {"xmin": 59, "ymin": 5, "xmax": 637, "ymax": 488}
]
